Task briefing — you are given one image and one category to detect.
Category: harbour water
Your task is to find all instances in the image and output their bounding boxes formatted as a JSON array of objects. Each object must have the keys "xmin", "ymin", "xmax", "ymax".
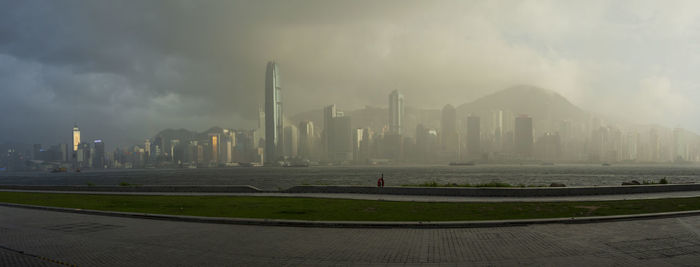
[{"xmin": 2, "ymin": 164, "xmax": 700, "ymax": 190}]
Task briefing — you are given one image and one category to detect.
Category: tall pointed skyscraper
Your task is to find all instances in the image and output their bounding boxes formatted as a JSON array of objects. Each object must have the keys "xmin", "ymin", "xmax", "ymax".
[{"xmin": 265, "ymin": 61, "xmax": 283, "ymax": 164}]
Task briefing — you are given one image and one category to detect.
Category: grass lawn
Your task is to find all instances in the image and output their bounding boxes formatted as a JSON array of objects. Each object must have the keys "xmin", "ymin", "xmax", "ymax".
[{"xmin": 1, "ymin": 191, "xmax": 699, "ymax": 221}]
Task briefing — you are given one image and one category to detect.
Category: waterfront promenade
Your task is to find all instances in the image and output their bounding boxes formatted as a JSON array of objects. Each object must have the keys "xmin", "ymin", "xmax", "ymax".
[{"xmin": 2, "ymin": 205, "xmax": 700, "ymax": 266}]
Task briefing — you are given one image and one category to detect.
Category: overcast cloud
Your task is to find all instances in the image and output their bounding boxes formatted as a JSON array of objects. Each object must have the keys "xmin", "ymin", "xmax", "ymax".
[{"xmin": 1, "ymin": 0, "xmax": 699, "ymax": 148}]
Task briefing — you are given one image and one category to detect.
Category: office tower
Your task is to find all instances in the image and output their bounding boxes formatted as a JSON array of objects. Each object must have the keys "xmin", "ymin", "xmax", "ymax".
[
  {"xmin": 284, "ymin": 125, "xmax": 298, "ymax": 158},
  {"xmin": 93, "ymin": 140, "xmax": 105, "ymax": 168},
  {"xmin": 358, "ymin": 127, "xmax": 372, "ymax": 163},
  {"xmin": 441, "ymin": 104, "xmax": 458, "ymax": 153},
  {"xmin": 536, "ymin": 132, "xmax": 561, "ymax": 161},
  {"xmin": 209, "ymin": 133, "xmax": 219, "ymax": 165},
  {"xmin": 59, "ymin": 144, "xmax": 68, "ymax": 162},
  {"xmin": 72, "ymin": 123, "xmax": 80, "ymax": 151},
  {"xmin": 492, "ymin": 110, "xmax": 504, "ymax": 150},
  {"xmin": 673, "ymin": 128, "xmax": 688, "ymax": 161},
  {"xmin": 78, "ymin": 143, "xmax": 90, "ymax": 167},
  {"xmin": 258, "ymin": 106, "xmax": 265, "ymax": 134},
  {"xmin": 388, "ymin": 90, "xmax": 404, "ymax": 135},
  {"xmin": 329, "ymin": 115, "xmax": 353, "ymax": 162},
  {"xmin": 649, "ymin": 129, "xmax": 660, "ymax": 162},
  {"xmin": 514, "ymin": 115, "xmax": 534, "ymax": 157},
  {"xmin": 353, "ymin": 128, "xmax": 364, "ymax": 162},
  {"xmin": 298, "ymin": 121, "xmax": 314, "ymax": 160},
  {"xmin": 227, "ymin": 131, "xmax": 236, "ymax": 163},
  {"xmin": 144, "ymin": 139, "xmax": 151, "ymax": 159},
  {"xmin": 466, "ymin": 116, "xmax": 481, "ymax": 158},
  {"xmin": 323, "ymin": 104, "xmax": 337, "ymax": 159},
  {"xmin": 265, "ymin": 61, "xmax": 283, "ymax": 164},
  {"xmin": 171, "ymin": 139, "xmax": 182, "ymax": 164}
]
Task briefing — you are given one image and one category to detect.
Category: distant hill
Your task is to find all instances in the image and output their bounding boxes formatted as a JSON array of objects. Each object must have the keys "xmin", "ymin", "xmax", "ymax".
[
  {"xmin": 290, "ymin": 85, "xmax": 589, "ymax": 135},
  {"xmin": 153, "ymin": 126, "xmax": 225, "ymax": 142},
  {"xmin": 457, "ymin": 85, "xmax": 588, "ymax": 122}
]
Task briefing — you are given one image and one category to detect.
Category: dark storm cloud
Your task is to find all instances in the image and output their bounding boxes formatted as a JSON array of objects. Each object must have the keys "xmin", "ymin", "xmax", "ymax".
[{"xmin": 0, "ymin": 0, "xmax": 424, "ymax": 147}]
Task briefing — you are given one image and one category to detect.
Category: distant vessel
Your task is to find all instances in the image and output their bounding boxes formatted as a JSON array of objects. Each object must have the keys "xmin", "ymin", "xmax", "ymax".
[
  {"xmin": 50, "ymin": 167, "xmax": 67, "ymax": 173},
  {"xmin": 601, "ymin": 162, "xmax": 611, "ymax": 166},
  {"xmin": 283, "ymin": 161, "xmax": 310, "ymax": 167},
  {"xmin": 541, "ymin": 162, "xmax": 555, "ymax": 166},
  {"xmin": 449, "ymin": 162, "xmax": 475, "ymax": 166}
]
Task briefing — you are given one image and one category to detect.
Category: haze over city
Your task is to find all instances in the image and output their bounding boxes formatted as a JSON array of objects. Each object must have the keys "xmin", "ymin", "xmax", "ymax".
[
  {"xmin": 2, "ymin": 0, "xmax": 700, "ymax": 150},
  {"xmin": 4, "ymin": 1, "xmax": 700, "ymax": 266}
]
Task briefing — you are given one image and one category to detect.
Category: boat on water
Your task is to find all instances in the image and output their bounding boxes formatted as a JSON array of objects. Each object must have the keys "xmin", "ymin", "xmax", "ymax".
[
  {"xmin": 50, "ymin": 167, "xmax": 67, "ymax": 173},
  {"xmin": 283, "ymin": 161, "xmax": 310, "ymax": 167},
  {"xmin": 448, "ymin": 162, "xmax": 475, "ymax": 166},
  {"xmin": 601, "ymin": 162, "xmax": 611, "ymax": 166}
]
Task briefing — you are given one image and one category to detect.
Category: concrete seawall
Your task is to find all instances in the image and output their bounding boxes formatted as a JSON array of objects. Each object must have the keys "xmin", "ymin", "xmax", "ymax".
[
  {"xmin": 0, "ymin": 185, "xmax": 261, "ymax": 193},
  {"xmin": 1, "ymin": 184, "xmax": 700, "ymax": 197},
  {"xmin": 284, "ymin": 184, "xmax": 700, "ymax": 197}
]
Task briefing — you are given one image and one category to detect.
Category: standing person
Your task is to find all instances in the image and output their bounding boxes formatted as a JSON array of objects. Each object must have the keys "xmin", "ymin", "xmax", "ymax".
[
  {"xmin": 380, "ymin": 173, "xmax": 385, "ymax": 188},
  {"xmin": 377, "ymin": 175, "xmax": 382, "ymax": 187}
]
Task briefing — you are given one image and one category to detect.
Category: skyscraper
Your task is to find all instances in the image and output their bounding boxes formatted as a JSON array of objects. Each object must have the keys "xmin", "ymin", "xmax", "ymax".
[
  {"xmin": 388, "ymin": 90, "xmax": 404, "ymax": 135},
  {"xmin": 441, "ymin": 104, "xmax": 458, "ymax": 153},
  {"xmin": 329, "ymin": 115, "xmax": 353, "ymax": 162},
  {"xmin": 323, "ymin": 104, "xmax": 337, "ymax": 159},
  {"xmin": 72, "ymin": 123, "xmax": 80, "ymax": 151},
  {"xmin": 265, "ymin": 61, "xmax": 283, "ymax": 164},
  {"xmin": 298, "ymin": 121, "xmax": 314, "ymax": 160},
  {"xmin": 92, "ymin": 140, "xmax": 105, "ymax": 168},
  {"xmin": 353, "ymin": 128, "xmax": 364, "ymax": 162},
  {"xmin": 283, "ymin": 125, "xmax": 298, "ymax": 158},
  {"xmin": 514, "ymin": 115, "xmax": 534, "ymax": 157},
  {"xmin": 209, "ymin": 133, "xmax": 219, "ymax": 165}
]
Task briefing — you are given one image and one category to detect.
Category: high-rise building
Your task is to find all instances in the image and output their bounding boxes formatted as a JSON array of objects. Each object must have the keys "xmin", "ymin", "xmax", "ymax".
[
  {"xmin": 298, "ymin": 121, "xmax": 314, "ymax": 160},
  {"xmin": 323, "ymin": 105, "xmax": 337, "ymax": 159},
  {"xmin": 92, "ymin": 140, "xmax": 105, "ymax": 168},
  {"xmin": 265, "ymin": 61, "xmax": 283, "ymax": 164},
  {"xmin": 441, "ymin": 104, "xmax": 458, "ymax": 154},
  {"xmin": 514, "ymin": 115, "xmax": 534, "ymax": 157},
  {"xmin": 209, "ymin": 133, "xmax": 219, "ymax": 165},
  {"xmin": 466, "ymin": 116, "xmax": 481, "ymax": 158},
  {"xmin": 171, "ymin": 139, "xmax": 182, "ymax": 164},
  {"xmin": 491, "ymin": 110, "xmax": 504, "ymax": 151},
  {"xmin": 329, "ymin": 115, "xmax": 353, "ymax": 162},
  {"xmin": 284, "ymin": 125, "xmax": 298, "ymax": 158},
  {"xmin": 72, "ymin": 123, "xmax": 80, "ymax": 151},
  {"xmin": 144, "ymin": 139, "xmax": 151, "ymax": 160},
  {"xmin": 59, "ymin": 144, "xmax": 68, "ymax": 162},
  {"xmin": 353, "ymin": 128, "xmax": 364, "ymax": 162},
  {"xmin": 388, "ymin": 90, "xmax": 404, "ymax": 135}
]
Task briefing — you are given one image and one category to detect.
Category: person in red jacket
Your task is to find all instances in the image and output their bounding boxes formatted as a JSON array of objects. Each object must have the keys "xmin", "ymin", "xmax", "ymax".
[{"xmin": 377, "ymin": 173, "xmax": 384, "ymax": 188}]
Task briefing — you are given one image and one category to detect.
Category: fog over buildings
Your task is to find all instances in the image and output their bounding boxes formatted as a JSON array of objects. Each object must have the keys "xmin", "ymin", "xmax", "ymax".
[{"xmin": 2, "ymin": 1, "xmax": 700, "ymax": 166}]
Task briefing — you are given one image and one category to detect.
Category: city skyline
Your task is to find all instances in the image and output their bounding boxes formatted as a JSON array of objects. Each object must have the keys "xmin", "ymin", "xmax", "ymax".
[{"xmin": 4, "ymin": 80, "xmax": 699, "ymax": 171}]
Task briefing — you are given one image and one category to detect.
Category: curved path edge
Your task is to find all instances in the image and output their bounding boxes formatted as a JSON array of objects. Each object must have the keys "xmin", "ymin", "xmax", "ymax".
[{"xmin": 2, "ymin": 201, "xmax": 700, "ymax": 229}]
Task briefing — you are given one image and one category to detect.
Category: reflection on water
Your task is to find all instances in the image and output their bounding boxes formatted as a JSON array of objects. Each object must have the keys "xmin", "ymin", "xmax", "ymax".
[{"xmin": 1, "ymin": 164, "xmax": 699, "ymax": 190}]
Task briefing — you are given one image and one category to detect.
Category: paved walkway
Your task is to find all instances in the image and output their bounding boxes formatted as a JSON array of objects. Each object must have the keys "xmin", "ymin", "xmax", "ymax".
[
  {"xmin": 3, "ymin": 189, "xmax": 700, "ymax": 202},
  {"xmin": 2, "ymin": 206, "xmax": 700, "ymax": 266}
]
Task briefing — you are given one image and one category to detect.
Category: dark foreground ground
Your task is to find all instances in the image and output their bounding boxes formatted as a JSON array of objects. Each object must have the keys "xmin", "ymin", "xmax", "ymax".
[{"xmin": 2, "ymin": 205, "xmax": 700, "ymax": 266}]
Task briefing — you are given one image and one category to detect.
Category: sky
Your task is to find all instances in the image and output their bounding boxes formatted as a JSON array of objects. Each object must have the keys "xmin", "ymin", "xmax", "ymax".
[{"xmin": 1, "ymin": 0, "xmax": 699, "ymax": 148}]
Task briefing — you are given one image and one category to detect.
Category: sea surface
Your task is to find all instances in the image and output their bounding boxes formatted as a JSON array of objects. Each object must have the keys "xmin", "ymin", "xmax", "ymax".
[{"xmin": 2, "ymin": 164, "xmax": 700, "ymax": 190}]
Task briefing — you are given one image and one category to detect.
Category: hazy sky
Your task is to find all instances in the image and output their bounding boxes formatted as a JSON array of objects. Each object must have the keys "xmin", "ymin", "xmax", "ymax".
[{"xmin": 1, "ymin": 0, "xmax": 699, "ymax": 148}]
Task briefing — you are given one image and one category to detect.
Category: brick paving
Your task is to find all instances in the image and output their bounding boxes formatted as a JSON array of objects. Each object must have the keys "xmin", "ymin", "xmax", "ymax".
[{"xmin": 1, "ymin": 206, "xmax": 700, "ymax": 266}]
